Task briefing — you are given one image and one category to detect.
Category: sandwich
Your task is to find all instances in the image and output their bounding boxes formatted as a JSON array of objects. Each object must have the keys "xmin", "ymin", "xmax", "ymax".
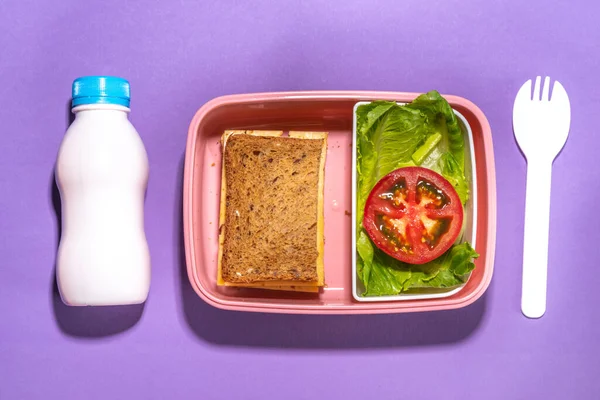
[{"xmin": 217, "ymin": 130, "xmax": 327, "ymax": 292}]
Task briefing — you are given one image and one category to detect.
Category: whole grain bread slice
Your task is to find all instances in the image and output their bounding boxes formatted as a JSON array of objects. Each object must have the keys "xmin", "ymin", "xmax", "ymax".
[{"xmin": 217, "ymin": 130, "xmax": 327, "ymax": 289}]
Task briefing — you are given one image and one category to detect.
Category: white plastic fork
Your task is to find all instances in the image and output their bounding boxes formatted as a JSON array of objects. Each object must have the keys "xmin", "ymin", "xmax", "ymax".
[{"xmin": 513, "ymin": 76, "xmax": 571, "ymax": 319}]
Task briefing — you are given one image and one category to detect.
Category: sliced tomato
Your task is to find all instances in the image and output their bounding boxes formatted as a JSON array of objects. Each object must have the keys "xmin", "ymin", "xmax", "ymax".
[{"xmin": 363, "ymin": 167, "xmax": 463, "ymax": 265}]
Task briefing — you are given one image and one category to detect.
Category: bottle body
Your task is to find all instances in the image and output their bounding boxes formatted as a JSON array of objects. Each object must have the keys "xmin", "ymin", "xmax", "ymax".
[{"xmin": 56, "ymin": 105, "xmax": 150, "ymax": 306}]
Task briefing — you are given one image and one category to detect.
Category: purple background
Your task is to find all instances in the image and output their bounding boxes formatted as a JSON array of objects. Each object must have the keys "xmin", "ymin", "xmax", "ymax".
[{"xmin": 1, "ymin": 0, "xmax": 599, "ymax": 398}]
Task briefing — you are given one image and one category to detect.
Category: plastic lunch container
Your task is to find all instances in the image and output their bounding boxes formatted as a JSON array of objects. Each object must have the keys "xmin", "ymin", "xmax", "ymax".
[{"xmin": 183, "ymin": 91, "xmax": 496, "ymax": 314}]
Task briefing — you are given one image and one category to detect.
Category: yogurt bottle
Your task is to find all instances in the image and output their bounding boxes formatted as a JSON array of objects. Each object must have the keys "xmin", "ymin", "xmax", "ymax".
[{"xmin": 55, "ymin": 76, "xmax": 150, "ymax": 306}]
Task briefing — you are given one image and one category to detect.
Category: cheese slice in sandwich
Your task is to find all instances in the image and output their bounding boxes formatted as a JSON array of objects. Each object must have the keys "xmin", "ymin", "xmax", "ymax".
[{"xmin": 217, "ymin": 130, "xmax": 327, "ymax": 292}]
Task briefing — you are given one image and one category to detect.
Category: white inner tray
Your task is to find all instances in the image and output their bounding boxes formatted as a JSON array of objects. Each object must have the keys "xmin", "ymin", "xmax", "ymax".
[{"xmin": 351, "ymin": 101, "xmax": 478, "ymax": 302}]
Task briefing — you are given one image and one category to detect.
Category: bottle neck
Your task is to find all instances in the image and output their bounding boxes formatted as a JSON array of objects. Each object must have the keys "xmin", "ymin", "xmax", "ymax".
[{"xmin": 72, "ymin": 104, "xmax": 131, "ymax": 119}]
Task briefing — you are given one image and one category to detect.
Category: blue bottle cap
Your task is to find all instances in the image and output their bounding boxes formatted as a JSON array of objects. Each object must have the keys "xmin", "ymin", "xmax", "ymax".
[{"xmin": 71, "ymin": 76, "xmax": 131, "ymax": 108}]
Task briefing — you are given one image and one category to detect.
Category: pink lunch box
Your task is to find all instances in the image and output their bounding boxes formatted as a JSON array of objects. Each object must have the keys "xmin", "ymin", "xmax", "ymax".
[{"xmin": 183, "ymin": 91, "xmax": 496, "ymax": 314}]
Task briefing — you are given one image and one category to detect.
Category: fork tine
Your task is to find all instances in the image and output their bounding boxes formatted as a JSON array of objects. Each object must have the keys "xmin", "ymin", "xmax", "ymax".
[
  {"xmin": 552, "ymin": 81, "xmax": 568, "ymax": 101},
  {"xmin": 515, "ymin": 79, "xmax": 532, "ymax": 100},
  {"xmin": 533, "ymin": 76, "xmax": 541, "ymax": 100},
  {"xmin": 551, "ymin": 81, "xmax": 571, "ymax": 111},
  {"xmin": 513, "ymin": 79, "xmax": 532, "ymax": 117},
  {"xmin": 542, "ymin": 77, "xmax": 550, "ymax": 101}
]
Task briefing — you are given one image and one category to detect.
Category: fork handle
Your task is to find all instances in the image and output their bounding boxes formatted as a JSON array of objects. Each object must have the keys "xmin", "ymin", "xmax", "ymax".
[{"xmin": 521, "ymin": 159, "xmax": 553, "ymax": 318}]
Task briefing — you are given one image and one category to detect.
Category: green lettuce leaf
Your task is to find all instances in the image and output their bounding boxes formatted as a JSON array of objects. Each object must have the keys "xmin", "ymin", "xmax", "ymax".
[
  {"xmin": 355, "ymin": 91, "xmax": 477, "ymax": 296},
  {"xmin": 431, "ymin": 153, "xmax": 469, "ymax": 204},
  {"xmin": 363, "ymin": 242, "xmax": 479, "ymax": 297},
  {"xmin": 409, "ymin": 91, "xmax": 465, "ymax": 169},
  {"xmin": 356, "ymin": 230, "xmax": 374, "ymax": 291},
  {"xmin": 365, "ymin": 253, "xmax": 411, "ymax": 297}
]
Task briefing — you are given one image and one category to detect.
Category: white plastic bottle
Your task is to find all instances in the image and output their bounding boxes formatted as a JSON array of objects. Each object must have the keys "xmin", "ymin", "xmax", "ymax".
[{"xmin": 55, "ymin": 76, "xmax": 150, "ymax": 306}]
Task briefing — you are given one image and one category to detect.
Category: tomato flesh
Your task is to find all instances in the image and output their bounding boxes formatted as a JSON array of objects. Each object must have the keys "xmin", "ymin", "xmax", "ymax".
[{"xmin": 363, "ymin": 167, "xmax": 464, "ymax": 265}]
